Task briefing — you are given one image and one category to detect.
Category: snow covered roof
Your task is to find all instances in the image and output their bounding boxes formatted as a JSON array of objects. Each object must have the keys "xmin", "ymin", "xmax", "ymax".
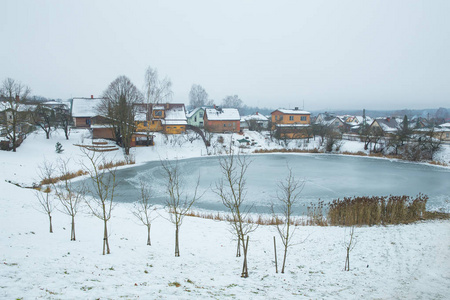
[
  {"xmin": 205, "ymin": 108, "xmax": 240, "ymax": 121},
  {"xmin": 153, "ymin": 105, "xmax": 165, "ymax": 110},
  {"xmin": 71, "ymin": 98, "xmax": 103, "ymax": 117},
  {"xmin": 439, "ymin": 123, "xmax": 450, "ymax": 128},
  {"xmin": 374, "ymin": 118, "xmax": 400, "ymax": 132},
  {"xmin": 275, "ymin": 124, "xmax": 310, "ymax": 128},
  {"xmin": 186, "ymin": 107, "xmax": 205, "ymax": 118},
  {"xmin": 165, "ymin": 105, "xmax": 187, "ymax": 121},
  {"xmin": 242, "ymin": 113, "xmax": 269, "ymax": 122},
  {"xmin": 0, "ymin": 101, "xmax": 35, "ymax": 112},
  {"xmin": 274, "ymin": 109, "xmax": 310, "ymax": 115}
]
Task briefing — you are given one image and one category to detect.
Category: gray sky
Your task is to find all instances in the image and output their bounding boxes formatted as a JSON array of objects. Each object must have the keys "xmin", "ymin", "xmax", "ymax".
[{"xmin": 2, "ymin": 0, "xmax": 449, "ymax": 111}]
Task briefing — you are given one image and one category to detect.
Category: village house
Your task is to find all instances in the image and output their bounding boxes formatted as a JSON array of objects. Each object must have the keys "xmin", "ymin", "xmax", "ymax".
[
  {"xmin": 71, "ymin": 96, "xmax": 103, "ymax": 128},
  {"xmin": 241, "ymin": 112, "xmax": 269, "ymax": 131},
  {"xmin": 186, "ymin": 107, "xmax": 205, "ymax": 128},
  {"xmin": 204, "ymin": 106, "xmax": 240, "ymax": 133},
  {"xmin": 271, "ymin": 108, "xmax": 311, "ymax": 138},
  {"xmin": 134, "ymin": 103, "xmax": 187, "ymax": 135},
  {"xmin": 369, "ymin": 117, "xmax": 400, "ymax": 135}
]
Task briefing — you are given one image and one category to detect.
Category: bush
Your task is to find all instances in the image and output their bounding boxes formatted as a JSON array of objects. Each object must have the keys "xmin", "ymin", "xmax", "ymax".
[{"xmin": 327, "ymin": 194, "xmax": 428, "ymax": 226}]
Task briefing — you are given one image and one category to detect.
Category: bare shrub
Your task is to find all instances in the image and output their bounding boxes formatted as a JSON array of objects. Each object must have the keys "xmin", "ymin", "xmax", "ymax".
[{"xmin": 328, "ymin": 194, "xmax": 428, "ymax": 226}]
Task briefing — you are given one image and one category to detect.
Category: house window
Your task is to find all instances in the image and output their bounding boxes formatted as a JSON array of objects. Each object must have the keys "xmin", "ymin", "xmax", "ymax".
[
  {"xmin": 446, "ymin": 133, "xmax": 449, "ymax": 138},
  {"xmin": 200, "ymin": 121, "xmax": 203, "ymax": 126},
  {"xmin": 86, "ymin": 119, "xmax": 91, "ymax": 125},
  {"xmin": 224, "ymin": 124, "xmax": 227, "ymax": 127},
  {"xmin": 279, "ymin": 116, "xmax": 283, "ymax": 121},
  {"xmin": 144, "ymin": 121, "xmax": 148, "ymax": 127},
  {"xmin": 301, "ymin": 116, "xmax": 307, "ymax": 121},
  {"xmin": 289, "ymin": 116, "xmax": 294, "ymax": 121},
  {"xmin": 228, "ymin": 123, "xmax": 232, "ymax": 127},
  {"xmin": 154, "ymin": 110, "xmax": 162, "ymax": 117},
  {"xmin": 194, "ymin": 116, "xmax": 197, "ymax": 122},
  {"xmin": 199, "ymin": 112, "xmax": 204, "ymax": 118}
]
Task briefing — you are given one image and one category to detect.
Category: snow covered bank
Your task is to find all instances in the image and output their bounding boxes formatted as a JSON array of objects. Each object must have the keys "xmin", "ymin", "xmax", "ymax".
[{"xmin": 0, "ymin": 129, "xmax": 449, "ymax": 299}]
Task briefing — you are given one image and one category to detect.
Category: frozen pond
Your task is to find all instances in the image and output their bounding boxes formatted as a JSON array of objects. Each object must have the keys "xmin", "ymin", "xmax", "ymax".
[{"xmin": 83, "ymin": 154, "xmax": 450, "ymax": 214}]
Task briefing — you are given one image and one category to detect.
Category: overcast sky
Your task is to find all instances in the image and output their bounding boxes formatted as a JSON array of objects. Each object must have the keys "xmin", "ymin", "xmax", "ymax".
[{"xmin": 2, "ymin": 0, "xmax": 449, "ymax": 111}]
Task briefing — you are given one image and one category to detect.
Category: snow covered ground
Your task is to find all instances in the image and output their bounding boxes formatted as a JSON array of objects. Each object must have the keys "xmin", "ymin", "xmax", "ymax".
[{"xmin": 1, "ymin": 129, "xmax": 449, "ymax": 299}]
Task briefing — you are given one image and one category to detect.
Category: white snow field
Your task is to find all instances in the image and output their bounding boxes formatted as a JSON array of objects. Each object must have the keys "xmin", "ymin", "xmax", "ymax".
[{"xmin": 1, "ymin": 129, "xmax": 449, "ymax": 299}]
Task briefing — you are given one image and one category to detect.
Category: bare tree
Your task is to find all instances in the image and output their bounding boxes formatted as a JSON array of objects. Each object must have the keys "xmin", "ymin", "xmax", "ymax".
[
  {"xmin": 222, "ymin": 95, "xmax": 243, "ymax": 113},
  {"xmin": 344, "ymin": 226, "xmax": 357, "ymax": 271},
  {"xmin": 35, "ymin": 161, "xmax": 57, "ymax": 233},
  {"xmin": 31, "ymin": 104, "xmax": 56, "ymax": 139},
  {"xmin": 161, "ymin": 159, "xmax": 201, "ymax": 257},
  {"xmin": 54, "ymin": 105, "xmax": 71, "ymax": 140},
  {"xmin": 272, "ymin": 167, "xmax": 305, "ymax": 273},
  {"xmin": 81, "ymin": 148, "xmax": 117, "ymax": 255},
  {"xmin": 100, "ymin": 76, "xmax": 143, "ymax": 155},
  {"xmin": 131, "ymin": 181, "xmax": 157, "ymax": 245},
  {"xmin": 189, "ymin": 84, "xmax": 212, "ymax": 109},
  {"xmin": 0, "ymin": 78, "xmax": 31, "ymax": 152},
  {"xmin": 52, "ymin": 158, "xmax": 85, "ymax": 241},
  {"xmin": 214, "ymin": 150, "xmax": 256, "ymax": 277},
  {"xmin": 143, "ymin": 66, "xmax": 173, "ymax": 104}
]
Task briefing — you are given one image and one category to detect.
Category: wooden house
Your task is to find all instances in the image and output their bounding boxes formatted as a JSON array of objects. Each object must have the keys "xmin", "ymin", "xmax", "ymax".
[
  {"xmin": 134, "ymin": 103, "xmax": 187, "ymax": 134},
  {"xmin": 71, "ymin": 97, "xmax": 103, "ymax": 128},
  {"xmin": 271, "ymin": 108, "xmax": 311, "ymax": 139},
  {"xmin": 204, "ymin": 107, "xmax": 240, "ymax": 133}
]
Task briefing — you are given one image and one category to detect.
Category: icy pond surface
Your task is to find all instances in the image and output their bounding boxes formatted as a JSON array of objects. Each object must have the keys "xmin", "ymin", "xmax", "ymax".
[{"xmin": 88, "ymin": 154, "xmax": 450, "ymax": 214}]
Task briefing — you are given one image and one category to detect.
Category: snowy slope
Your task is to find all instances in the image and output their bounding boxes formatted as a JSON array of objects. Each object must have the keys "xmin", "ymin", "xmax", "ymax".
[{"xmin": 0, "ymin": 129, "xmax": 449, "ymax": 299}]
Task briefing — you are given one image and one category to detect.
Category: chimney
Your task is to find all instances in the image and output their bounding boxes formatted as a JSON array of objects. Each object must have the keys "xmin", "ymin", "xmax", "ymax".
[
  {"xmin": 15, "ymin": 95, "xmax": 20, "ymax": 102},
  {"xmin": 91, "ymin": 95, "xmax": 93, "ymax": 99},
  {"xmin": 256, "ymin": 112, "xmax": 259, "ymax": 115},
  {"xmin": 386, "ymin": 117, "xmax": 390, "ymax": 122}
]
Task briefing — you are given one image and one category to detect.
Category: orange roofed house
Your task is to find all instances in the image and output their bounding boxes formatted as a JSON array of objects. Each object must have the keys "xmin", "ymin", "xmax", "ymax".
[
  {"xmin": 204, "ymin": 107, "xmax": 241, "ymax": 133},
  {"xmin": 271, "ymin": 108, "xmax": 311, "ymax": 139}
]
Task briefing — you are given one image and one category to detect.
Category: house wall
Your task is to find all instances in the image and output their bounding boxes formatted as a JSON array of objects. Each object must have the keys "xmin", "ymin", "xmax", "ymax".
[
  {"xmin": 271, "ymin": 111, "xmax": 310, "ymax": 125},
  {"xmin": 92, "ymin": 127, "xmax": 115, "ymax": 139},
  {"xmin": 74, "ymin": 117, "xmax": 91, "ymax": 128},
  {"xmin": 164, "ymin": 125, "xmax": 186, "ymax": 134},
  {"xmin": 187, "ymin": 109, "xmax": 205, "ymax": 127},
  {"xmin": 135, "ymin": 120, "xmax": 163, "ymax": 132},
  {"xmin": 204, "ymin": 119, "xmax": 240, "ymax": 133},
  {"xmin": 276, "ymin": 127, "xmax": 312, "ymax": 139}
]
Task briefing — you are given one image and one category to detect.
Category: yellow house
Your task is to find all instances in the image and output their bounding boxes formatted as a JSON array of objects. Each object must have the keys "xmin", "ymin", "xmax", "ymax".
[
  {"xmin": 271, "ymin": 108, "xmax": 311, "ymax": 126},
  {"xmin": 134, "ymin": 103, "xmax": 186, "ymax": 135},
  {"xmin": 271, "ymin": 108, "xmax": 311, "ymax": 139}
]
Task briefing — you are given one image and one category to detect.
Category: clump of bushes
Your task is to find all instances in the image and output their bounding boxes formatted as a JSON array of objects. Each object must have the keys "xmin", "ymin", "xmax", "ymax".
[
  {"xmin": 328, "ymin": 194, "xmax": 428, "ymax": 226},
  {"xmin": 41, "ymin": 170, "xmax": 88, "ymax": 185}
]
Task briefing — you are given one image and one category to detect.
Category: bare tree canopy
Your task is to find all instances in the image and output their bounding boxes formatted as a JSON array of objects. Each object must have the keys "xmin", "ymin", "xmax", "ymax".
[
  {"xmin": 81, "ymin": 148, "xmax": 118, "ymax": 255},
  {"xmin": 0, "ymin": 78, "xmax": 32, "ymax": 152},
  {"xmin": 272, "ymin": 167, "xmax": 305, "ymax": 273},
  {"xmin": 143, "ymin": 66, "xmax": 173, "ymax": 104},
  {"xmin": 131, "ymin": 181, "xmax": 157, "ymax": 246},
  {"xmin": 100, "ymin": 75, "xmax": 143, "ymax": 155},
  {"xmin": 161, "ymin": 159, "xmax": 202, "ymax": 257},
  {"xmin": 221, "ymin": 95, "xmax": 243, "ymax": 111},
  {"xmin": 214, "ymin": 150, "xmax": 256, "ymax": 277},
  {"xmin": 189, "ymin": 84, "xmax": 212, "ymax": 109}
]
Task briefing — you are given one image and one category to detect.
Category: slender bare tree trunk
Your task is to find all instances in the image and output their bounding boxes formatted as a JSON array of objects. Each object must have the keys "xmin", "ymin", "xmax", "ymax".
[
  {"xmin": 147, "ymin": 224, "xmax": 151, "ymax": 246},
  {"xmin": 103, "ymin": 219, "xmax": 110, "ymax": 255},
  {"xmin": 345, "ymin": 247, "xmax": 350, "ymax": 271},
  {"xmin": 175, "ymin": 225, "xmax": 180, "ymax": 257},
  {"xmin": 241, "ymin": 236, "xmax": 249, "ymax": 278},
  {"xmin": 281, "ymin": 228, "xmax": 289, "ymax": 273},
  {"xmin": 274, "ymin": 236, "xmax": 278, "ymax": 273},
  {"xmin": 236, "ymin": 238, "xmax": 241, "ymax": 257},
  {"xmin": 71, "ymin": 215, "xmax": 76, "ymax": 241},
  {"xmin": 48, "ymin": 213, "xmax": 53, "ymax": 233}
]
